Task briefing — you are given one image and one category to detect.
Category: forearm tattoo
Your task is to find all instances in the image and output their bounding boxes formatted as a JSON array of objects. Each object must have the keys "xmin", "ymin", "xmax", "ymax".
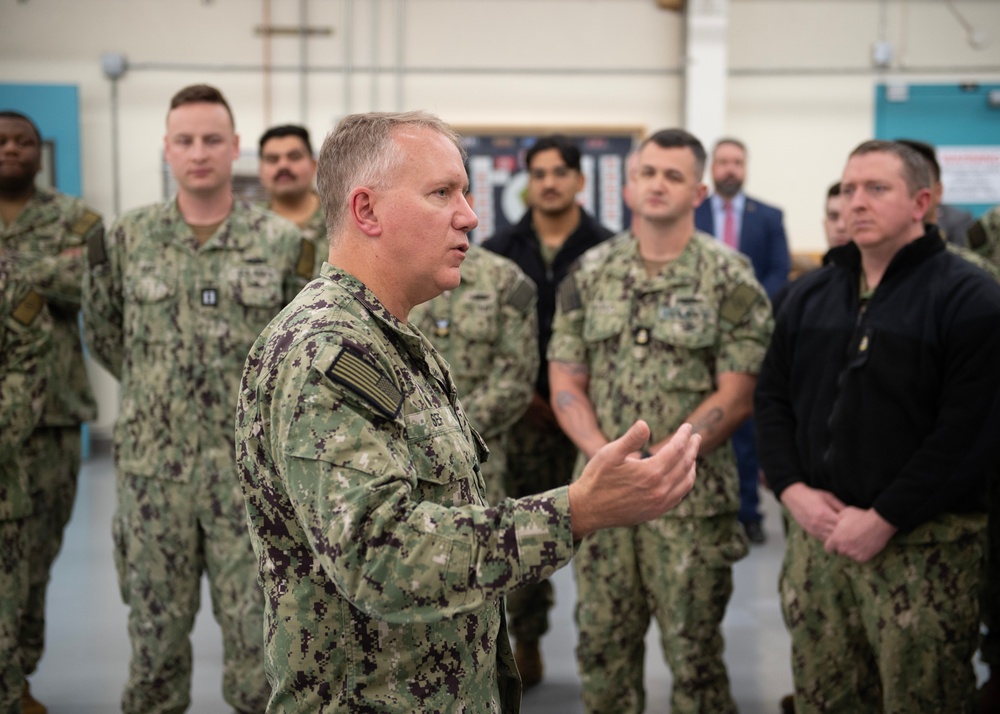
[{"xmin": 690, "ymin": 407, "xmax": 723, "ymax": 440}]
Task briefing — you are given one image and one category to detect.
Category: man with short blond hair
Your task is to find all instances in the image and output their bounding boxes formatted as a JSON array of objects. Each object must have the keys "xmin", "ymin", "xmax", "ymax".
[
  {"xmin": 85, "ymin": 84, "xmax": 310, "ymax": 714},
  {"xmin": 234, "ymin": 110, "xmax": 700, "ymax": 712}
]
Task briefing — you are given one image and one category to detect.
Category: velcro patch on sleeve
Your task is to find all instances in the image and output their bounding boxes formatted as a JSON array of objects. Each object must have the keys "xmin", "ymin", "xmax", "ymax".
[
  {"xmin": 967, "ymin": 220, "xmax": 987, "ymax": 251},
  {"xmin": 12, "ymin": 289, "xmax": 44, "ymax": 326},
  {"xmin": 506, "ymin": 275, "xmax": 535, "ymax": 313},
  {"xmin": 71, "ymin": 210, "xmax": 101, "ymax": 237},
  {"xmin": 87, "ymin": 230, "xmax": 108, "ymax": 267},
  {"xmin": 325, "ymin": 344, "xmax": 403, "ymax": 419},
  {"xmin": 296, "ymin": 239, "xmax": 316, "ymax": 280},
  {"xmin": 557, "ymin": 274, "xmax": 581, "ymax": 314},
  {"xmin": 720, "ymin": 283, "xmax": 759, "ymax": 324}
]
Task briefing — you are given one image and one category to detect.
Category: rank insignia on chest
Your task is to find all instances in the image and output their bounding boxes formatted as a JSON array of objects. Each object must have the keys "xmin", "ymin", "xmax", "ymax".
[
  {"xmin": 434, "ymin": 318, "xmax": 450, "ymax": 338},
  {"xmin": 201, "ymin": 288, "xmax": 219, "ymax": 307},
  {"xmin": 634, "ymin": 326, "xmax": 650, "ymax": 345}
]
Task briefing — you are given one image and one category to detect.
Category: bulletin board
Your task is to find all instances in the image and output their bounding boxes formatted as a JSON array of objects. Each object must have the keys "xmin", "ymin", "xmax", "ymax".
[
  {"xmin": 874, "ymin": 83, "xmax": 1000, "ymax": 218},
  {"xmin": 458, "ymin": 127, "xmax": 643, "ymax": 243}
]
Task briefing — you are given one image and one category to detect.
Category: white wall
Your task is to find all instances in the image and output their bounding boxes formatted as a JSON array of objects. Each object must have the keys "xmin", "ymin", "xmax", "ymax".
[{"xmin": 2, "ymin": 0, "xmax": 999, "ymax": 434}]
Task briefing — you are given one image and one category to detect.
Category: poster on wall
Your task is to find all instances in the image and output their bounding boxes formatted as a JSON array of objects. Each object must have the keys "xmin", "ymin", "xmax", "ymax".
[
  {"xmin": 459, "ymin": 128, "xmax": 641, "ymax": 243},
  {"xmin": 938, "ymin": 146, "xmax": 1000, "ymax": 205}
]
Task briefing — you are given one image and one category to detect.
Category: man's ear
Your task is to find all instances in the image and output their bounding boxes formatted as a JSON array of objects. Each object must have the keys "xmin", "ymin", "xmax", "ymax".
[
  {"xmin": 350, "ymin": 186, "xmax": 381, "ymax": 237},
  {"xmin": 693, "ymin": 182, "xmax": 708, "ymax": 207}
]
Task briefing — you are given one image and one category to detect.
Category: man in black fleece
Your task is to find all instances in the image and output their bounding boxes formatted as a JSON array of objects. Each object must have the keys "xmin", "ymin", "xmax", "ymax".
[{"xmin": 756, "ymin": 140, "xmax": 1000, "ymax": 713}]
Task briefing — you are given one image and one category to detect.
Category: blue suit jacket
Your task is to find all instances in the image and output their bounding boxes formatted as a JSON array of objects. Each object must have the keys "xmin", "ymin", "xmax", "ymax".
[{"xmin": 695, "ymin": 195, "xmax": 790, "ymax": 298}]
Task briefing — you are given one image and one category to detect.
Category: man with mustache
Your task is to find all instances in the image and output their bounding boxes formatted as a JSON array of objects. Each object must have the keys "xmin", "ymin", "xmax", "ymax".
[
  {"xmin": 482, "ymin": 135, "xmax": 612, "ymax": 684},
  {"xmin": 258, "ymin": 124, "xmax": 326, "ymax": 277}
]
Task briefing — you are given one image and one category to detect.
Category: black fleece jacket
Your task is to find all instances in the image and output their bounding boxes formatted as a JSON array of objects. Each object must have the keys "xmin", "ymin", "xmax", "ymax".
[
  {"xmin": 755, "ymin": 228, "xmax": 1000, "ymax": 532},
  {"xmin": 482, "ymin": 208, "xmax": 612, "ymax": 399}
]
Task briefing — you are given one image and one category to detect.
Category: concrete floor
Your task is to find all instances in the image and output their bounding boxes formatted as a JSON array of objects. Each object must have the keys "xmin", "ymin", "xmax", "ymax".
[{"xmin": 26, "ymin": 446, "xmax": 987, "ymax": 713}]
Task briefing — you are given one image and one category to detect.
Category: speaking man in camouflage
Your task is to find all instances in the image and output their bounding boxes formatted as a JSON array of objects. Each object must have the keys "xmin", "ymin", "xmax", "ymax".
[
  {"xmin": 410, "ymin": 244, "xmax": 538, "ymax": 504},
  {"xmin": 755, "ymin": 142, "xmax": 1000, "ymax": 713},
  {"xmin": 0, "ymin": 109, "xmax": 102, "ymax": 713},
  {"xmin": 548, "ymin": 128, "xmax": 772, "ymax": 714},
  {"xmin": 258, "ymin": 124, "xmax": 326, "ymax": 277},
  {"xmin": 234, "ymin": 110, "xmax": 701, "ymax": 713},
  {"xmin": 0, "ymin": 257, "xmax": 51, "ymax": 714},
  {"xmin": 84, "ymin": 84, "xmax": 311, "ymax": 714}
]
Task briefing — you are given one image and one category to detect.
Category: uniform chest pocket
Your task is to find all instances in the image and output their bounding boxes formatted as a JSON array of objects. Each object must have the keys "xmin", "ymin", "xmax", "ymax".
[
  {"xmin": 452, "ymin": 291, "xmax": 499, "ymax": 341},
  {"xmin": 405, "ymin": 405, "xmax": 478, "ymax": 492},
  {"xmin": 124, "ymin": 263, "xmax": 177, "ymax": 345},
  {"xmin": 582, "ymin": 302, "xmax": 628, "ymax": 345},
  {"xmin": 652, "ymin": 301, "xmax": 717, "ymax": 349},
  {"xmin": 228, "ymin": 266, "xmax": 283, "ymax": 308}
]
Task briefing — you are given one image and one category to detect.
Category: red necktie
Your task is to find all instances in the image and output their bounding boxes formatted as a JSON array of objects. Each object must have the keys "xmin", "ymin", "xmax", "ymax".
[{"xmin": 723, "ymin": 201, "xmax": 737, "ymax": 249}]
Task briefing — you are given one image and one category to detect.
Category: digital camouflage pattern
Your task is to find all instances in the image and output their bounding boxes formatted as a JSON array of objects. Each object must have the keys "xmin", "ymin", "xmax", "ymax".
[
  {"xmin": 410, "ymin": 245, "xmax": 539, "ymax": 505},
  {"xmin": 968, "ymin": 205, "xmax": 1000, "ymax": 673},
  {"xmin": 957, "ymin": 206, "xmax": 1000, "ymax": 673},
  {"xmin": 0, "ymin": 257, "xmax": 51, "ymax": 714},
  {"xmin": 299, "ymin": 203, "xmax": 328, "ymax": 277},
  {"xmin": 574, "ymin": 514, "xmax": 747, "ymax": 714},
  {"xmin": 968, "ymin": 204, "xmax": 1000, "ymax": 268},
  {"xmin": 235, "ymin": 264, "xmax": 576, "ymax": 713},
  {"xmin": 781, "ymin": 514, "xmax": 985, "ymax": 713},
  {"xmin": 502, "ymin": 419, "xmax": 576, "ymax": 643},
  {"xmin": 18, "ymin": 425, "xmax": 80, "ymax": 675},
  {"xmin": 84, "ymin": 197, "xmax": 309, "ymax": 714},
  {"xmin": 85, "ymin": 197, "xmax": 308, "ymax": 480},
  {"xmin": 549, "ymin": 231, "xmax": 773, "ymax": 713},
  {"xmin": 260, "ymin": 200, "xmax": 327, "ymax": 278},
  {"xmin": 0, "ymin": 185, "xmax": 99, "ymax": 427},
  {"xmin": 550, "ymin": 232, "xmax": 773, "ymax": 517},
  {"xmin": 1, "ymin": 185, "xmax": 102, "ymax": 678}
]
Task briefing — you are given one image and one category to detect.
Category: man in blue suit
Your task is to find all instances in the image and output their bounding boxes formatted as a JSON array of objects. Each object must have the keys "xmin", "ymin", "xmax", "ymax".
[{"xmin": 695, "ymin": 138, "xmax": 789, "ymax": 544}]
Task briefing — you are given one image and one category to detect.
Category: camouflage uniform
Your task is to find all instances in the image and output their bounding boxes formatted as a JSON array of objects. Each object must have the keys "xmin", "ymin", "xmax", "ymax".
[
  {"xmin": 0, "ymin": 186, "xmax": 101, "ymax": 677},
  {"xmin": 84, "ymin": 197, "xmax": 310, "ymax": 714},
  {"xmin": 235, "ymin": 264, "xmax": 577, "ymax": 713},
  {"xmin": 0, "ymin": 258, "xmax": 51, "ymax": 713},
  {"xmin": 780, "ymin": 513, "xmax": 986, "ymax": 713},
  {"xmin": 757, "ymin": 228, "xmax": 1000, "ymax": 713},
  {"xmin": 548, "ymin": 232, "xmax": 773, "ymax": 714},
  {"xmin": 410, "ymin": 245, "xmax": 539, "ymax": 504},
  {"xmin": 970, "ymin": 205, "xmax": 1000, "ymax": 675},
  {"xmin": 261, "ymin": 200, "xmax": 327, "ymax": 278}
]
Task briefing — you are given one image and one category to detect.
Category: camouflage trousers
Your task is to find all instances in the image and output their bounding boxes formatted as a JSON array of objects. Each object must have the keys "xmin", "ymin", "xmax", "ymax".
[
  {"xmin": 113, "ymin": 455, "xmax": 269, "ymax": 714},
  {"xmin": 0, "ymin": 517, "xmax": 28, "ymax": 714},
  {"xmin": 19, "ymin": 425, "xmax": 81, "ymax": 676},
  {"xmin": 573, "ymin": 515, "xmax": 748, "ymax": 714},
  {"xmin": 503, "ymin": 417, "xmax": 577, "ymax": 644},
  {"xmin": 781, "ymin": 512, "xmax": 986, "ymax": 714},
  {"xmin": 982, "ymin": 471, "xmax": 1000, "ymax": 668}
]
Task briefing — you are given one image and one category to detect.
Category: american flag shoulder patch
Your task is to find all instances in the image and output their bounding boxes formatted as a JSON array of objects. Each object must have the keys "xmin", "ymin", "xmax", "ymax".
[{"xmin": 325, "ymin": 345, "xmax": 403, "ymax": 419}]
